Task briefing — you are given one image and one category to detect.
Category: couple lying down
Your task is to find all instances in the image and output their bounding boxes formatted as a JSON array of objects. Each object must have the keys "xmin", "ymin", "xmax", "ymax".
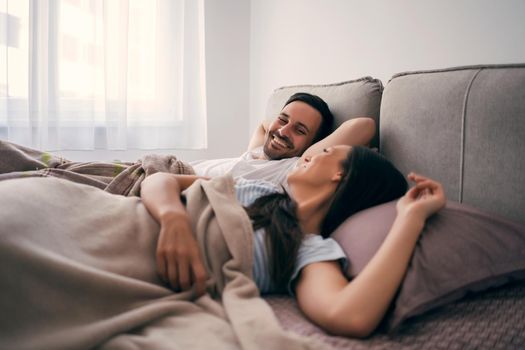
[
  {"xmin": 144, "ymin": 145, "xmax": 445, "ymax": 337},
  {"xmin": 0, "ymin": 93, "xmax": 445, "ymax": 347},
  {"xmin": 0, "ymin": 145, "xmax": 445, "ymax": 346},
  {"xmin": 141, "ymin": 93, "xmax": 445, "ymax": 337}
]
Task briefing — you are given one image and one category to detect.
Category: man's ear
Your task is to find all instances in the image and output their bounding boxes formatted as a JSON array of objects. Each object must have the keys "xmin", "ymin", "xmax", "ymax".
[{"xmin": 331, "ymin": 171, "xmax": 343, "ymax": 182}]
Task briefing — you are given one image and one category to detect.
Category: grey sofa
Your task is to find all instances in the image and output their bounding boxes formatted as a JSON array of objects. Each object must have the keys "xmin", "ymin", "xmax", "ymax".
[
  {"xmin": 264, "ymin": 64, "xmax": 525, "ymax": 349},
  {"xmin": 381, "ymin": 64, "xmax": 525, "ymax": 225}
]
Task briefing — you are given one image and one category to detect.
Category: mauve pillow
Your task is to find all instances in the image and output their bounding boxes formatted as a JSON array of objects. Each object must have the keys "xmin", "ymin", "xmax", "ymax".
[{"xmin": 331, "ymin": 200, "xmax": 525, "ymax": 331}]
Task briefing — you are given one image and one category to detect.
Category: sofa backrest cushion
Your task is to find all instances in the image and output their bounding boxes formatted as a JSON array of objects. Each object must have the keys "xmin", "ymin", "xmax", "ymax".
[
  {"xmin": 380, "ymin": 64, "xmax": 525, "ymax": 224},
  {"xmin": 265, "ymin": 77, "xmax": 383, "ymax": 148}
]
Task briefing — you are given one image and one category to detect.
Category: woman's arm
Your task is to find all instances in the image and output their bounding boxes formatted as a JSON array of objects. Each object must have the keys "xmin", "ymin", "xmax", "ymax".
[
  {"xmin": 295, "ymin": 173, "xmax": 445, "ymax": 337},
  {"xmin": 141, "ymin": 173, "xmax": 209, "ymax": 296}
]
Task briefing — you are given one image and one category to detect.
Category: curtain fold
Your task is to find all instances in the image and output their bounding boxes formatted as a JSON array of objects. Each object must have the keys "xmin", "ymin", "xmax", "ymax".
[{"xmin": 0, "ymin": 0, "xmax": 206, "ymax": 150}]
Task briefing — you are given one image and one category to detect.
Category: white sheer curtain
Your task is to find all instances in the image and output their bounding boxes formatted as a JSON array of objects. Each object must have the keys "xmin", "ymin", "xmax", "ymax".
[{"xmin": 0, "ymin": 0, "xmax": 206, "ymax": 150}]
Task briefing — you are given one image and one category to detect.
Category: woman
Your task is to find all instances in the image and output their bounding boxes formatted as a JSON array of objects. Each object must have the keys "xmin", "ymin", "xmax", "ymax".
[{"xmin": 141, "ymin": 145, "xmax": 446, "ymax": 338}]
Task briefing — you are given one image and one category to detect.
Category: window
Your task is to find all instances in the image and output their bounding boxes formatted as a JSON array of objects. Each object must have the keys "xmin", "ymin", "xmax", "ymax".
[{"xmin": 0, "ymin": 0, "xmax": 206, "ymax": 150}]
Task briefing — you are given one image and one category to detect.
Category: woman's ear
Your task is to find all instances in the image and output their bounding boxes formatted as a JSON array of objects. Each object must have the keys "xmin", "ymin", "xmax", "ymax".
[{"xmin": 331, "ymin": 171, "xmax": 343, "ymax": 182}]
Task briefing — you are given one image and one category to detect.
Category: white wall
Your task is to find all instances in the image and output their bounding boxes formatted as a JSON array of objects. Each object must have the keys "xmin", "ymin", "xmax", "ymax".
[
  {"xmin": 53, "ymin": 0, "xmax": 525, "ymax": 162},
  {"xmin": 54, "ymin": 0, "xmax": 251, "ymax": 162},
  {"xmin": 250, "ymin": 0, "xmax": 525, "ymax": 133}
]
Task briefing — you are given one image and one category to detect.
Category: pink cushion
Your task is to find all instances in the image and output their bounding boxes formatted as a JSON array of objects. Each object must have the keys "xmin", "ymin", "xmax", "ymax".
[{"xmin": 331, "ymin": 200, "xmax": 525, "ymax": 330}]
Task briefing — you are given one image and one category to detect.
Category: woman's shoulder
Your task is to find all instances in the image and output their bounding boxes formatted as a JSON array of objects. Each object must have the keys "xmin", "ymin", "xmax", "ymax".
[
  {"xmin": 296, "ymin": 234, "xmax": 348, "ymax": 271},
  {"xmin": 300, "ymin": 234, "xmax": 342, "ymax": 250}
]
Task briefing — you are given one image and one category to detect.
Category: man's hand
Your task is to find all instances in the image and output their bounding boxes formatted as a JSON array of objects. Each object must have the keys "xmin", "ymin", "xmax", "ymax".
[
  {"xmin": 141, "ymin": 172, "xmax": 209, "ymax": 297},
  {"xmin": 156, "ymin": 211, "xmax": 208, "ymax": 297}
]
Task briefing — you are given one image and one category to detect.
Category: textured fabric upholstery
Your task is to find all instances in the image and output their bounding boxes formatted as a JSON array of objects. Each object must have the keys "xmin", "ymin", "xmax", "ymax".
[
  {"xmin": 380, "ymin": 64, "xmax": 525, "ymax": 224},
  {"xmin": 265, "ymin": 77, "xmax": 384, "ymax": 147}
]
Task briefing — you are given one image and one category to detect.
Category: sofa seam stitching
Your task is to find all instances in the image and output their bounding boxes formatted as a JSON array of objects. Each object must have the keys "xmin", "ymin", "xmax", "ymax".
[
  {"xmin": 272, "ymin": 76, "xmax": 383, "ymax": 92},
  {"xmin": 459, "ymin": 68, "xmax": 483, "ymax": 203}
]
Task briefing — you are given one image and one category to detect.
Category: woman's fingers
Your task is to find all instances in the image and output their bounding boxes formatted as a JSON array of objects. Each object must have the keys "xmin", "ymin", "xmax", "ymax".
[
  {"xmin": 408, "ymin": 172, "xmax": 426, "ymax": 181},
  {"xmin": 406, "ymin": 173, "xmax": 445, "ymax": 201},
  {"xmin": 414, "ymin": 180, "xmax": 438, "ymax": 192},
  {"xmin": 408, "ymin": 172, "xmax": 439, "ymax": 187},
  {"xmin": 404, "ymin": 185, "xmax": 421, "ymax": 199},
  {"xmin": 409, "ymin": 172, "xmax": 442, "ymax": 191},
  {"xmin": 406, "ymin": 181, "xmax": 434, "ymax": 197},
  {"xmin": 410, "ymin": 174, "xmax": 444, "ymax": 196}
]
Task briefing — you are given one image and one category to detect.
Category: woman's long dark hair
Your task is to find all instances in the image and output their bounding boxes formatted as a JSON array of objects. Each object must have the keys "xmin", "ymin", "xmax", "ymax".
[
  {"xmin": 245, "ymin": 146, "xmax": 408, "ymax": 290},
  {"xmin": 321, "ymin": 146, "xmax": 408, "ymax": 237},
  {"xmin": 244, "ymin": 191, "xmax": 301, "ymax": 291}
]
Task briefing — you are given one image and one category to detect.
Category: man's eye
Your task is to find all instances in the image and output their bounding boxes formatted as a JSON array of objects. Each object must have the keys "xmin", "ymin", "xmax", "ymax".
[
  {"xmin": 297, "ymin": 128, "xmax": 306, "ymax": 135},
  {"xmin": 278, "ymin": 118, "xmax": 287, "ymax": 124},
  {"xmin": 323, "ymin": 148, "xmax": 329, "ymax": 153}
]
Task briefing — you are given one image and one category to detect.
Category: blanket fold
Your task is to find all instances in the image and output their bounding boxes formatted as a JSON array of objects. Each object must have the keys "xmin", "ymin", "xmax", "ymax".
[
  {"xmin": 0, "ymin": 140, "xmax": 194, "ymax": 196},
  {"xmin": 0, "ymin": 176, "xmax": 328, "ymax": 350}
]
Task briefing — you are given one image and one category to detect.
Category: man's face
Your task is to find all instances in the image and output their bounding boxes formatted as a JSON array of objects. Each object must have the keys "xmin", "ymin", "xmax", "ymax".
[{"xmin": 263, "ymin": 101, "xmax": 322, "ymax": 160}]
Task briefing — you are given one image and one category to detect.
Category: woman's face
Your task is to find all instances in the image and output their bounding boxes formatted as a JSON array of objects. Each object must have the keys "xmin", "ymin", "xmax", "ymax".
[{"xmin": 287, "ymin": 145, "xmax": 351, "ymax": 186}]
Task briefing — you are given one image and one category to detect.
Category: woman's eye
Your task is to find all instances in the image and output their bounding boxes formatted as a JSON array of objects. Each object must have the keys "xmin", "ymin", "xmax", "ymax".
[{"xmin": 323, "ymin": 148, "xmax": 328, "ymax": 153}]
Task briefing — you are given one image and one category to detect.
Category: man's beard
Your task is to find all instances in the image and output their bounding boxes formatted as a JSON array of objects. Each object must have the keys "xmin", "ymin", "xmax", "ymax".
[{"xmin": 263, "ymin": 131, "xmax": 293, "ymax": 160}]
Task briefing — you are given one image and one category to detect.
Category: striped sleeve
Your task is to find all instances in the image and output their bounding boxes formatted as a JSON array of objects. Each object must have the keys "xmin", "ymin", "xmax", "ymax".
[
  {"xmin": 234, "ymin": 177, "xmax": 279, "ymax": 207},
  {"xmin": 234, "ymin": 178, "xmax": 279, "ymax": 293}
]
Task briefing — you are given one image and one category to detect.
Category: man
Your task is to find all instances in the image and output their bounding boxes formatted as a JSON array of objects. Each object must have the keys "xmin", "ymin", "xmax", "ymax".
[{"xmin": 190, "ymin": 92, "xmax": 375, "ymax": 189}]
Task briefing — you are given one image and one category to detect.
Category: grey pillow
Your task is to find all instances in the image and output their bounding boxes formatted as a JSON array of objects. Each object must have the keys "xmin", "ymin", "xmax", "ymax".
[
  {"xmin": 331, "ymin": 200, "xmax": 525, "ymax": 331},
  {"xmin": 264, "ymin": 77, "xmax": 383, "ymax": 147}
]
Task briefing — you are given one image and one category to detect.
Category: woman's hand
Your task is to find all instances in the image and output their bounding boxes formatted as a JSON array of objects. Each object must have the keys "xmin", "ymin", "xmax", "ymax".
[
  {"xmin": 396, "ymin": 172, "xmax": 446, "ymax": 221},
  {"xmin": 156, "ymin": 211, "xmax": 208, "ymax": 297}
]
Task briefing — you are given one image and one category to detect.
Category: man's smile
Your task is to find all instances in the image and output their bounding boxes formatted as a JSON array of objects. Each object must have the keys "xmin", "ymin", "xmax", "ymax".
[{"xmin": 270, "ymin": 134, "xmax": 292, "ymax": 149}]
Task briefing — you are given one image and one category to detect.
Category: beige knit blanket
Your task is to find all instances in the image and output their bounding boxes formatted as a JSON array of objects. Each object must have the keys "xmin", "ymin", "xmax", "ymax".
[
  {"xmin": 0, "ymin": 139, "xmax": 194, "ymax": 196},
  {"xmin": 0, "ymin": 176, "xmax": 329, "ymax": 350}
]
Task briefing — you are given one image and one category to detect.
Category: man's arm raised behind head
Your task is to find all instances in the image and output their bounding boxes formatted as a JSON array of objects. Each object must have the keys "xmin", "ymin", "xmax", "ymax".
[
  {"xmin": 301, "ymin": 117, "xmax": 376, "ymax": 159},
  {"xmin": 247, "ymin": 119, "xmax": 271, "ymax": 152}
]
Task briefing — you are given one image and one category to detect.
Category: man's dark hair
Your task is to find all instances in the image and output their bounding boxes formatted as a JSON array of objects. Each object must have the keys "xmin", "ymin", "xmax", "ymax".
[{"xmin": 283, "ymin": 92, "xmax": 334, "ymax": 143}]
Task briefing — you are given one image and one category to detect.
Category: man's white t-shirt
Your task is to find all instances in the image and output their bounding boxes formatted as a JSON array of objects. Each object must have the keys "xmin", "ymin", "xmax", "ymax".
[{"xmin": 189, "ymin": 146, "xmax": 298, "ymax": 190}]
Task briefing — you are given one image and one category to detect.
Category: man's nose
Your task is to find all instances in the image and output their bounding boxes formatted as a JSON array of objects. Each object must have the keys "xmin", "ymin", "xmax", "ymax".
[{"xmin": 278, "ymin": 124, "xmax": 293, "ymax": 138}]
